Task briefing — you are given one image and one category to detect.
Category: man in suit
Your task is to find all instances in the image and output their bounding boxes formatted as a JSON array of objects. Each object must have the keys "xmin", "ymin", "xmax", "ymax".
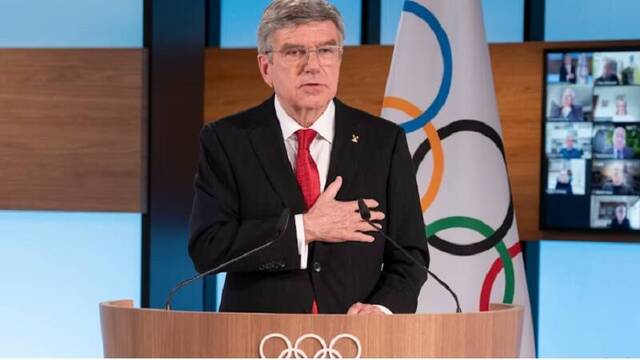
[
  {"xmin": 549, "ymin": 87, "xmax": 584, "ymax": 121},
  {"xmin": 602, "ymin": 165, "xmax": 633, "ymax": 195},
  {"xmin": 559, "ymin": 53, "xmax": 576, "ymax": 84},
  {"xmin": 595, "ymin": 59, "xmax": 620, "ymax": 85},
  {"xmin": 609, "ymin": 204, "xmax": 631, "ymax": 230},
  {"xmin": 612, "ymin": 127, "xmax": 635, "ymax": 159},
  {"xmin": 188, "ymin": 0, "xmax": 428, "ymax": 315},
  {"xmin": 558, "ymin": 131, "xmax": 583, "ymax": 159}
]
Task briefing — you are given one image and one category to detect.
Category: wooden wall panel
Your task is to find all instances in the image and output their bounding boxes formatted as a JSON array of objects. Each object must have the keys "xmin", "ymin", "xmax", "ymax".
[
  {"xmin": 204, "ymin": 41, "xmax": 640, "ymax": 241},
  {"xmin": 0, "ymin": 49, "xmax": 146, "ymax": 212},
  {"xmin": 491, "ymin": 43, "xmax": 544, "ymax": 241}
]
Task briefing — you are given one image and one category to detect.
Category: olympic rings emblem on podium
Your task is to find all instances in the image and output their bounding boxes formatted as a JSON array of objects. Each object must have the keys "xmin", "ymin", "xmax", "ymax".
[{"xmin": 259, "ymin": 333, "xmax": 362, "ymax": 359}]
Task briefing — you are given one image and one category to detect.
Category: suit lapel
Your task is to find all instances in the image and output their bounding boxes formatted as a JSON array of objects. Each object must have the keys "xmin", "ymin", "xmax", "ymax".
[
  {"xmin": 248, "ymin": 97, "xmax": 306, "ymax": 213},
  {"xmin": 326, "ymin": 99, "xmax": 362, "ymax": 195}
]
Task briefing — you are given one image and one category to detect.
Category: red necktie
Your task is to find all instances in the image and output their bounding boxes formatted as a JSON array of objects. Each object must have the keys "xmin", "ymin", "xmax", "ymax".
[{"xmin": 295, "ymin": 129, "xmax": 320, "ymax": 314}]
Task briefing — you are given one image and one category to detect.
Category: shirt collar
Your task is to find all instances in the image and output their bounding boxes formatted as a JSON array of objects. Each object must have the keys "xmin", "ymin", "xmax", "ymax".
[{"xmin": 275, "ymin": 95, "xmax": 335, "ymax": 143}]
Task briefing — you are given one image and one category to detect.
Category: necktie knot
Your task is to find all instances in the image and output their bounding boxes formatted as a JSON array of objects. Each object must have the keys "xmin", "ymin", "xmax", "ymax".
[{"xmin": 296, "ymin": 129, "xmax": 317, "ymax": 151}]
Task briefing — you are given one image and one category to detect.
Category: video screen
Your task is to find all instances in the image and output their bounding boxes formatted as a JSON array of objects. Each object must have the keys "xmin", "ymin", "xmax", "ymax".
[
  {"xmin": 590, "ymin": 196, "xmax": 640, "ymax": 230},
  {"xmin": 545, "ymin": 122, "xmax": 592, "ymax": 159},
  {"xmin": 591, "ymin": 160, "xmax": 640, "ymax": 195},
  {"xmin": 547, "ymin": 52, "xmax": 593, "ymax": 85},
  {"xmin": 546, "ymin": 85, "xmax": 592, "ymax": 121},
  {"xmin": 593, "ymin": 86, "xmax": 640, "ymax": 122},
  {"xmin": 592, "ymin": 124, "xmax": 640, "ymax": 159},
  {"xmin": 541, "ymin": 48, "xmax": 640, "ymax": 232},
  {"xmin": 547, "ymin": 159, "xmax": 587, "ymax": 195},
  {"xmin": 593, "ymin": 52, "xmax": 640, "ymax": 86}
]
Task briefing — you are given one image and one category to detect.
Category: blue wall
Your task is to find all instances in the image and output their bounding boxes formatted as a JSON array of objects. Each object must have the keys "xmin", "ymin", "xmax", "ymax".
[
  {"xmin": 221, "ymin": 0, "xmax": 361, "ymax": 47},
  {"xmin": 0, "ymin": 0, "xmax": 142, "ymax": 47},
  {"xmin": 149, "ymin": 225, "xmax": 202, "ymax": 311},
  {"xmin": 546, "ymin": 0, "xmax": 640, "ymax": 41},
  {"xmin": 0, "ymin": 211, "xmax": 141, "ymax": 357},
  {"xmin": 221, "ymin": 0, "xmax": 524, "ymax": 47},
  {"xmin": 528, "ymin": 240, "xmax": 640, "ymax": 357},
  {"xmin": 0, "ymin": 0, "xmax": 143, "ymax": 357},
  {"xmin": 381, "ymin": 0, "xmax": 525, "ymax": 44}
]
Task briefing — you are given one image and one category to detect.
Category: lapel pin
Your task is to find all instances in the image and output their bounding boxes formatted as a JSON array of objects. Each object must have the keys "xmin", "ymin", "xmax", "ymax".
[{"xmin": 351, "ymin": 134, "xmax": 359, "ymax": 143}]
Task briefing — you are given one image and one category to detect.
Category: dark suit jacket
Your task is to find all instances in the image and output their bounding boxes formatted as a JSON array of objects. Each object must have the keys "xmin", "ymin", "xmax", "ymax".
[
  {"xmin": 559, "ymin": 64, "xmax": 577, "ymax": 84},
  {"xmin": 550, "ymin": 104, "xmax": 584, "ymax": 121},
  {"xmin": 609, "ymin": 217, "xmax": 631, "ymax": 230},
  {"xmin": 612, "ymin": 146, "xmax": 635, "ymax": 159},
  {"xmin": 595, "ymin": 74, "xmax": 620, "ymax": 85},
  {"xmin": 189, "ymin": 96, "xmax": 429, "ymax": 314},
  {"xmin": 602, "ymin": 182, "xmax": 633, "ymax": 195}
]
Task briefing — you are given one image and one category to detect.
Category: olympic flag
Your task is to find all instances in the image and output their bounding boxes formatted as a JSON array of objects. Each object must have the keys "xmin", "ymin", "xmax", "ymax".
[{"xmin": 381, "ymin": 1, "xmax": 535, "ymax": 356}]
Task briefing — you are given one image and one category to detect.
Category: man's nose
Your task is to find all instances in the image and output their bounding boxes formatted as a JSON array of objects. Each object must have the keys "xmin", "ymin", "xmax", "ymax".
[{"xmin": 302, "ymin": 50, "xmax": 322, "ymax": 71}]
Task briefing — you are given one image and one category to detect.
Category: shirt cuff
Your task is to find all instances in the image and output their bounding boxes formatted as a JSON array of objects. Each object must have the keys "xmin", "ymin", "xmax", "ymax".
[
  {"xmin": 374, "ymin": 304, "xmax": 393, "ymax": 315},
  {"xmin": 294, "ymin": 214, "xmax": 308, "ymax": 270}
]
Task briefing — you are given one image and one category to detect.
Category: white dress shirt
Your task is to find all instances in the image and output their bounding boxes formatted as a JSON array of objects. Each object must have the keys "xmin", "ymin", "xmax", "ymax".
[
  {"xmin": 275, "ymin": 95, "xmax": 334, "ymax": 271},
  {"xmin": 274, "ymin": 96, "xmax": 392, "ymax": 315}
]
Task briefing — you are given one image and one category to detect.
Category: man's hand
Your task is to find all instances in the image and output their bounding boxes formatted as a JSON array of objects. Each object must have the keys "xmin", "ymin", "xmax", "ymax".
[
  {"xmin": 303, "ymin": 176, "xmax": 385, "ymax": 244},
  {"xmin": 347, "ymin": 302, "xmax": 386, "ymax": 315}
]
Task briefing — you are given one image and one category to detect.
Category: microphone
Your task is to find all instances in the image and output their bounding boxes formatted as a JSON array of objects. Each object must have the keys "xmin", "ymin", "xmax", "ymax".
[
  {"xmin": 357, "ymin": 199, "xmax": 462, "ymax": 313},
  {"xmin": 163, "ymin": 208, "xmax": 291, "ymax": 310}
]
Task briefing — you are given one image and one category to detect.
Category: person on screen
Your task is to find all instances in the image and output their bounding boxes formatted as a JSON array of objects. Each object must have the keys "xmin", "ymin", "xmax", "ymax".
[
  {"xmin": 550, "ymin": 87, "xmax": 584, "ymax": 121},
  {"xmin": 595, "ymin": 59, "xmax": 620, "ymax": 85},
  {"xmin": 609, "ymin": 204, "xmax": 631, "ymax": 230},
  {"xmin": 612, "ymin": 96, "xmax": 635, "ymax": 122},
  {"xmin": 602, "ymin": 165, "xmax": 633, "ymax": 195},
  {"xmin": 558, "ymin": 131, "xmax": 583, "ymax": 158},
  {"xmin": 188, "ymin": 0, "xmax": 428, "ymax": 315},
  {"xmin": 555, "ymin": 169, "xmax": 573, "ymax": 194},
  {"xmin": 612, "ymin": 127, "xmax": 635, "ymax": 159},
  {"xmin": 576, "ymin": 53, "xmax": 590, "ymax": 85},
  {"xmin": 621, "ymin": 55, "xmax": 639, "ymax": 85},
  {"xmin": 559, "ymin": 53, "xmax": 577, "ymax": 83}
]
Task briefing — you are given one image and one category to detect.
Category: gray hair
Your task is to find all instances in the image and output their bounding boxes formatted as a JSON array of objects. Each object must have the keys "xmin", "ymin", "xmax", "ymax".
[
  {"xmin": 257, "ymin": 0, "xmax": 345, "ymax": 54},
  {"xmin": 562, "ymin": 87, "xmax": 576, "ymax": 98}
]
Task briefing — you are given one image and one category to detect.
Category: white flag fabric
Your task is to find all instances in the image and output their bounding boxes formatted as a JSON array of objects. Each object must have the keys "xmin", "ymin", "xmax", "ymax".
[{"xmin": 380, "ymin": 0, "xmax": 535, "ymax": 357}]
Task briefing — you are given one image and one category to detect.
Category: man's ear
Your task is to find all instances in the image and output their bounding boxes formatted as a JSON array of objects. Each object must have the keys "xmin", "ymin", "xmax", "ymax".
[{"xmin": 257, "ymin": 53, "xmax": 273, "ymax": 88}]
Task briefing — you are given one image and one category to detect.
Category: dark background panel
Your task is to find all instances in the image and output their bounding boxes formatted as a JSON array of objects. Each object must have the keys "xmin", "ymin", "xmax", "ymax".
[
  {"xmin": 143, "ymin": 0, "xmax": 206, "ymax": 310},
  {"xmin": 543, "ymin": 194, "xmax": 592, "ymax": 229}
]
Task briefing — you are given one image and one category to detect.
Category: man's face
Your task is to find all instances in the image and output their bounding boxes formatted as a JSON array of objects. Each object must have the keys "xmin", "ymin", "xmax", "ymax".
[
  {"xmin": 558, "ymin": 169, "xmax": 569, "ymax": 183},
  {"xmin": 613, "ymin": 127, "xmax": 626, "ymax": 150},
  {"xmin": 616, "ymin": 205, "xmax": 626, "ymax": 221},
  {"xmin": 257, "ymin": 21, "xmax": 342, "ymax": 114},
  {"xmin": 616, "ymin": 100, "xmax": 627, "ymax": 115},
  {"xmin": 565, "ymin": 133, "xmax": 575, "ymax": 149},
  {"xmin": 562, "ymin": 89, "xmax": 574, "ymax": 107},
  {"xmin": 612, "ymin": 167, "xmax": 624, "ymax": 185}
]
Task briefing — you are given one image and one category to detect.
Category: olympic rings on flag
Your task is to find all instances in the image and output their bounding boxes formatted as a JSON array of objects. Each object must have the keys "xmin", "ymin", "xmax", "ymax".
[
  {"xmin": 415, "ymin": 119, "xmax": 514, "ymax": 256},
  {"xmin": 397, "ymin": 0, "xmax": 453, "ymax": 133}
]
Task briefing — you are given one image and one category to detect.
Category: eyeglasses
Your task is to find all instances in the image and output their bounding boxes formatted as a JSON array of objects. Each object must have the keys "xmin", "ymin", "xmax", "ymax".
[{"xmin": 266, "ymin": 45, "xmax": 343, "ymax": 65}]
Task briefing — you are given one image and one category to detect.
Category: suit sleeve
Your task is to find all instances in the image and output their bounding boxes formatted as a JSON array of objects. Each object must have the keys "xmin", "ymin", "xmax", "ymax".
[
  {"xmin": 188, "ymin": 124, "xmax": 300, "ymax": 274},
  {"xmin": 366, "ymin": 128, "xmax": 429, "ymax": 313}
]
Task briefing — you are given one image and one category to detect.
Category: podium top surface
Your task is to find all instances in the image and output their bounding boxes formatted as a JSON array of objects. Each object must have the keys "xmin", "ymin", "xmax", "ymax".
[
  {"xmin": 101, "ymin": 298, "xmax": 521, "ymax": 316},
  {"xmin": 100, "ymin": 299, "xmax": 524, "ymax": 358}
]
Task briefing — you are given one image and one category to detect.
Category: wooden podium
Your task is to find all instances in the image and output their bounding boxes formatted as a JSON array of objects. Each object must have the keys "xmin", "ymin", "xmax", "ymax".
[{"xmin": 100, "ymin": 300, "xmax": 523, "ymax": 358}]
